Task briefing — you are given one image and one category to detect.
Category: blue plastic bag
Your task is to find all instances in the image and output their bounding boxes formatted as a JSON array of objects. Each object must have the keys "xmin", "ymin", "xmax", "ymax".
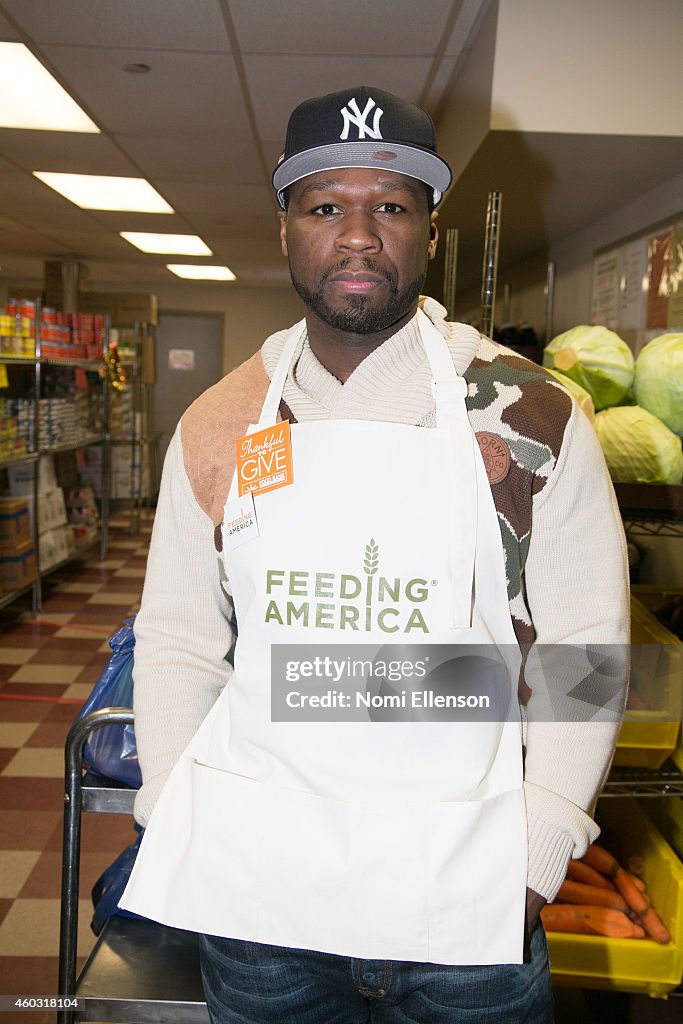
[
  {"xmin": 75, "ymin": 617, "xmax": 141, "ymax": 788},
  {"xmin": 90, "ymin": 824, "xmax": 145, "ymax": 934}
]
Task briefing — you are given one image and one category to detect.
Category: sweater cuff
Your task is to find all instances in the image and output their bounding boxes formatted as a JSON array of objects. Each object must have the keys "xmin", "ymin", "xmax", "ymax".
[
  {"xmin": 133, "ymin": 770, "xmax": 170, "ymax": 827},
  {"xmin": 524, "ymin": 781, "xmax": 601, "ymax": 900}
]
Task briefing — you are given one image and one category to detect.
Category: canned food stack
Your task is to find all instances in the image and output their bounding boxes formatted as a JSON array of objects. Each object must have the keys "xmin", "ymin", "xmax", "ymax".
[
  {"xmin": 0, "ymin": 398, "xmax": 29, "ymax": 461},
  {"xmin": 0, "ymin": 301, "xmax": 106, "ymax": 362},
  {"xmin": 0, "ymin": 309, "xmax": 35, "ymax": 358}
]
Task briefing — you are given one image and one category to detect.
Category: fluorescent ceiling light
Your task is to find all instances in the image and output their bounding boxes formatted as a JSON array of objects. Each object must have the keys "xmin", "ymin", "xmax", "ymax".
[
  {"xmin": 121, "ymin": 232, "xmax": 212, "ymax": 255},
  {"xmin": 33, "ymin": 172, "xmax": 174, "ymax": 213},
  {"xmin": 167, "ymin": 265, "xmax": 236, "ymax": 281},
  {"xmin": 0, "ymin": 43, "xmax": 99, "ymax": 132}
]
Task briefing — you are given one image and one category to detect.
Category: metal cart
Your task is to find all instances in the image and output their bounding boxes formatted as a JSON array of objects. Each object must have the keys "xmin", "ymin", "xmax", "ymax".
[{"xmin": 58, "ymin": 708, "xmax": 210, "ymax": 1024}]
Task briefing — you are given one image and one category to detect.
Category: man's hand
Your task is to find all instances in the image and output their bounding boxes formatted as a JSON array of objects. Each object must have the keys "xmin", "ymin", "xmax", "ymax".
[{"xmin": 526, "ymin": 886, "xmax": 547, "ymax": 935}]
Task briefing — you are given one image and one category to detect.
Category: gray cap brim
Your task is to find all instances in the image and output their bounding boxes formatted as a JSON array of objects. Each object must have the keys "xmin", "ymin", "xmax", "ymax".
[{"xmin": 273, "ymin": 141, "xmax": 452, "ymax": 209}]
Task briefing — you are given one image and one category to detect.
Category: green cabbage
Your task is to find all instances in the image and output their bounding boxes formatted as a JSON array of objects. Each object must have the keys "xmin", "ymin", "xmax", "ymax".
[
  {"xmin": 633, "ymin": 332, "xmax": 683, "ymax": 436},
  {"xmin": 543, "ymin": 325, "xmax": 634, "ymax": 410},
  {"xmin": 593, "ymin": 406, "xmax": 683, "ymax": 484},
  {"xmin": 545, "ymin": 368, "xmax": 595, "ymax": 421}
]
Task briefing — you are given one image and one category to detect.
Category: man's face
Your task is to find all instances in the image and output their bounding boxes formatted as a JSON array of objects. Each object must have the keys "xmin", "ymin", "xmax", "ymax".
[{"xmin": 280, "ymin": 168, "xmax": 438, "ymax": 336}]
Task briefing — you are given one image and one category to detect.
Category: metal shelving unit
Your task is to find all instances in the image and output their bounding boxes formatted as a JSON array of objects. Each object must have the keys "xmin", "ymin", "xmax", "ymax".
[
  {"xmin": 0, "ymin": 309, "xmax": 112, "ymax": 612},
  {"xmin": 602, "ymin": 760, "xmax": 683, "ymax": 797},
  {"xmin": 109, "ymin": 322, "xmax": 155, "ymax": 533}
]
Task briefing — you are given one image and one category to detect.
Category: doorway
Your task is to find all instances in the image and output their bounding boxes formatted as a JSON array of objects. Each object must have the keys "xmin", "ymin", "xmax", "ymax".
[{"xmin": 154, "ymin": 312, "xmax": 224, "ymax": 466}]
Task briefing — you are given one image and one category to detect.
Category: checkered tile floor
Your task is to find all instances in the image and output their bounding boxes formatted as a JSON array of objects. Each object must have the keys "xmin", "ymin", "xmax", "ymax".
[{"xmin": 0, "ymin": 513, "xmax": 150, "ymax": 1023}]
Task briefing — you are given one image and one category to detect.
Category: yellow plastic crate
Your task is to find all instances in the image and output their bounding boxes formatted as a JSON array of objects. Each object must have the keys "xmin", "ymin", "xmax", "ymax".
[
  {"xmin": 547, "ymin": 800, "xmax": 683, "ymax": 997},
  {"xmin": 613, "ymin": 596, "xmax": 683, "ymax": 768},
  {"xmin": 651, "ymin": 799, "xmax": 683, "ymax": 863}
]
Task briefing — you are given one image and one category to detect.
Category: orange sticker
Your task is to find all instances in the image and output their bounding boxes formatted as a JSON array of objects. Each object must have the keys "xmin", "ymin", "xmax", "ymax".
[{"xmin": 236, "ymin": 421, "xmax": 293, "ymax": 497}]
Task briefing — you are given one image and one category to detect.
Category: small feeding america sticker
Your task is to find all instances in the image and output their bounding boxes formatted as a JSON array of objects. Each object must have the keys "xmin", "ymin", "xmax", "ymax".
[{"xmin": 235, "ymin": 421, "xmax": 293, "ymax": 497}]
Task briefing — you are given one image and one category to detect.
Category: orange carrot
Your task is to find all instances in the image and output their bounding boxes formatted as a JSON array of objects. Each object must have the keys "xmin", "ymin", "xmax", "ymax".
[
  {"xmin": 557, "ymin": 879, "xmax": 629, "ymax": 912},
  {"xmin": 625, "ymin": 872, "xmax": 647, "ymax": 894},
  {"xmin": 612, "ymin": 867, "xmax": 671, "ymax": 943},
  {"xmin": 566, "ymin": 859, "xmax": 616, "ymax": 890},
  {"xmin": 613, "ymin": 868, "xmax": 649, "ymax": 913},
  {"xmin": 636, "ymin": 906, "xmax": 671, "ymax": 945},
  {"xmin": 541, "ymin": 904, "xmax": 645, "ymax": 939},
  {"xmin": 581, "ymin": 843, "xmax": 619, "ymax": 877},
  {"xmin": 627, "ymin": 855, "xmax": 646, "ymax": 877}
]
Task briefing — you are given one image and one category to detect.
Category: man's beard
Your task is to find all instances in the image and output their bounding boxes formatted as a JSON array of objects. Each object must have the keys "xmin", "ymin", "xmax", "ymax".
[{"xmin": 289, "ymin": 258, "xmax": 427, "ymax": 335}]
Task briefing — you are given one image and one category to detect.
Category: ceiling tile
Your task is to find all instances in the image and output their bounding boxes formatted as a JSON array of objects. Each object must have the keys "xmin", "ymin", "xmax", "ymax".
[
  {"xmin": 245, "ymin": 56, "xmax": 433, "ymax": 140},
  {"xmin": 40, "ymin": 47, "xmax": 251, "ymax": 139},
  {"xmin": 230, "ymin": 0, "xmax": 453, "ymax": 55},
  {"xmin": 114, "ymin": 134, "xmax": 265, "ymax": 186},
  {"xmin": 0, "ymin": 154, "xmax": 26, "ymax": 178},
  {"xmin": 0, "ymin": 255, "xmax": 44, "ymax": 279},
  {"xmin": 0, "ymin": 129, "xmax": 138, "ymax": 175},
  {"xmin": 84, "ymin": 211, "xmax": 190, "ymax": 232},
  {"xmin": 0, "ymin": 11, "xmax": 20, "ymax": 39},
  {"xmin": 0, "ymin": 228, "xmax": 72, "ymax": 255},
  {"xmin": 11, "ymin": 204, "xmax": 108, "ymax": 234},
  {"xmin": 37, "ymin": 230, "xmax": 135, "ymax": 260},
  {"xmin": 191, "ymin": 212, "xmax": 280, "ymax": 243},
  {"xmin": 0, "ymin": 170, "xmax": 78, "ymax": 211},
  {"xmin": 214, "ymin": 238, "xmax": 284, "ymax": 265},
  {"xmin": 84, "ymin": 260, "xmax": 175, "ymax": 286},
  {"xmin": 3, "ymin": 0, "xmax": 231, "ymax": 52},
  {"xmin": 153, "ymin": 181, "xmax": 274, "ymax": 217}
]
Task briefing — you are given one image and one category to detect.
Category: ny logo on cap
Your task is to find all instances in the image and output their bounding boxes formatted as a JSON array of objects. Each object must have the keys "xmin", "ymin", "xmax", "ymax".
[{"xmin": 339, "ymin": 97, "xmax": 384, "ymax": 141}]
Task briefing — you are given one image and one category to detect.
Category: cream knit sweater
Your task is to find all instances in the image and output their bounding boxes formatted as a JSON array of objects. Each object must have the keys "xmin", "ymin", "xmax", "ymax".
[{"xmin": 132, "ymin": 299, "xmax": 629, "ymax": 902}]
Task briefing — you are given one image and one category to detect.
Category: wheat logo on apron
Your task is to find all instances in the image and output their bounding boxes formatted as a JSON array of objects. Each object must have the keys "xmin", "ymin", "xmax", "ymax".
[{"xmin": 264, "ymin": 538, "xmax": 432, "ymax": 633}]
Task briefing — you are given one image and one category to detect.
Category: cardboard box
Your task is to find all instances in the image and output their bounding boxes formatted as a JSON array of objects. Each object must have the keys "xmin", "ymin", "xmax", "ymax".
[
  {"xmin": 7, "ymin": 455, "xmax": 56, "ymax": 496},
  {"xmin": 115, "ymin": 293, "xmax": 158, "ymax": 326},
  {"xmin": 0, "ymin": 537, "xmax": 37, "ymax": 591},
  {"xmin": 39, "ymin": 486, "xmax": 67, "ymax": 534},
  {"xmin": 39, "ymin": 524, "xmax": 70, "ymax": 572},
  {"xmin": 77, "ymin": 291, "xmax": 158, "ymax": 326},
  {"xmin": 76, "ymin": 291, "xmax": 118, "ymax": 319},
  {"xmin": 0, "ymin": 497, "xmax": 31, "ymax": 550}
]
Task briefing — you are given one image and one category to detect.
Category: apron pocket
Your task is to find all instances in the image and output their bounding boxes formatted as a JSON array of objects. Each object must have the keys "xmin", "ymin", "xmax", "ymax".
[
  {"xmin": 188, "ymin": 759, "xmax": 430, "ymax": 959},
  {"xmin": 427, "ymin": 789, "xmax": 527, "ymax": 965}
]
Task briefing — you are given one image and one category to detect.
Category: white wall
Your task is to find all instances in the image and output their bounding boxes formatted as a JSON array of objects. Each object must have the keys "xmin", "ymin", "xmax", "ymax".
[{"xmin": 492, "ymin": 0, "xmax": 683, "ymax": 136}]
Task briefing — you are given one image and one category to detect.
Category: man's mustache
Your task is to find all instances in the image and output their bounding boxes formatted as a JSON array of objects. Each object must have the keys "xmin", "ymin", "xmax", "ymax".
[{"xmin": 319, "ymin": 258, "xmax": 395, "ymax": 290}]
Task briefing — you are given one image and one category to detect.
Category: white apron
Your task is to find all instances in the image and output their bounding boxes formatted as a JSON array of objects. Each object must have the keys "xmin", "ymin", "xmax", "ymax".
[{"xmin": 120, "ymin": 310, "xmax": 527, "ymax": 965}]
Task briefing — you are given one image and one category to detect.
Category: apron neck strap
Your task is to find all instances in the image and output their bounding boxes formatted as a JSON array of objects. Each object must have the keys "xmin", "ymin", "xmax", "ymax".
[
  {"xmin": 257, "ymin": 322, "xmax": 306, "ymax": 428},
  {"xmin": 415, "ymin": 308, "xmax": 468, "ymax": 428}
]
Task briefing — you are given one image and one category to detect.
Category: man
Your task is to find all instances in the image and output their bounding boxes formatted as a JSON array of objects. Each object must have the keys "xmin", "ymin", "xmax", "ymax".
[{"xmin": 120, "ymin": 87, "xmax": 629, "ymax": 1023}]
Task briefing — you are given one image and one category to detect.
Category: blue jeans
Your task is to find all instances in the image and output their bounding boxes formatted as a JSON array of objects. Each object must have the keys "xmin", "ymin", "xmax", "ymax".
[{"xmin": 198, "ymin": 923, "xmax": 554, "ymax": 1023}]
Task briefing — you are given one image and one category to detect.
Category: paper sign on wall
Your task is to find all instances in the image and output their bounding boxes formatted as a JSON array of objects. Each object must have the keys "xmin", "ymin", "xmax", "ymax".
[
  {"xmin": 235, "ymin": 421, "xmax": 293, "ymax": 497},
  {"xmin": 168, "ymin": 348, "xmax": 195, "ymax": 371},
  {"xmin": 646, "ymin": 230, "xmax": 673, "ymax": 329},
  {"xmin": 591, "ymin": 249, "xmax": 620, "ymax": 329},
  {"xmin": 668, "ymin": 226, "xmax": 683, "ymax": 328}
]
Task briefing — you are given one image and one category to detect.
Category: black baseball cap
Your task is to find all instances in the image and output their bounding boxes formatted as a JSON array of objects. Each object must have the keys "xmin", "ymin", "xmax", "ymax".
[{"xmin": 272, "ymin": 86, "xmax": 452, "ymax": 209}]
